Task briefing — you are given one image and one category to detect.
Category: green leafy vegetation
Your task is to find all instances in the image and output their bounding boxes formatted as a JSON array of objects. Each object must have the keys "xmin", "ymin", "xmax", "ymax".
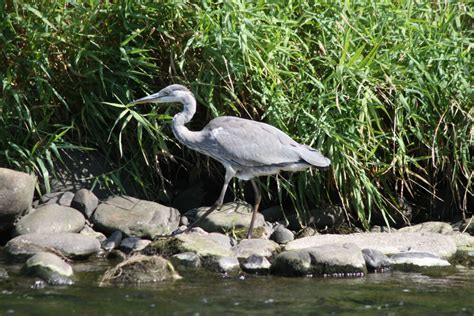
[{"xmin": 1, "ymin": 1, "xmax": 472, "ymax": 228}]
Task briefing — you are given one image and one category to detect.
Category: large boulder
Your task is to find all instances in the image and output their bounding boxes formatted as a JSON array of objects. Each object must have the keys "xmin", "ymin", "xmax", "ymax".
[
  {"xmin": 184, "ymin": 202, "xmax": 265, "ymax": 233},
  {"xmin": 285, "ymin": 232, "xmax": 457, "ymax": 259},
  {"xmin": 91, "ymin": 196, "xmax": 180, "ymax": 238},
  {"xmin": 5, "ymin": 233, "xmax": 101, "ymax": 261},
  {"xmin": 100, "ymin": 255, "xmax": 181, "ymax": 284},
  {"xmin": 0, "ymin": 168, "xmax": 36, "ymax": 232},
  {"xmin": 14, "ymin": 204, "xmax": 85, "ymax": 236}
]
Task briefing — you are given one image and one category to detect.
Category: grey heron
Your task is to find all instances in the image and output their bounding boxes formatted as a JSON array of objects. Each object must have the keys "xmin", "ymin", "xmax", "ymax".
[{"xmin": 131, "ymin": 84, "xmax": 330, "ymax": 238}]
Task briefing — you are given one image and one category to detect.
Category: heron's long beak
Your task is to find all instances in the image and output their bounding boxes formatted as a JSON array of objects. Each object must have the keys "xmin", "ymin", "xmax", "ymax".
[{"xmin": 130, "ymin": 92, "xmax": 163, "ymax": 105}]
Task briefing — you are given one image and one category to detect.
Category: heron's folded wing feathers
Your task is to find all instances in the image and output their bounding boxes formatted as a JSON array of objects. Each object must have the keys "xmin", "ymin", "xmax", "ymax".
[{"xmin": 203, "ymin": 117, "xmax": 303, "ymax": 167}]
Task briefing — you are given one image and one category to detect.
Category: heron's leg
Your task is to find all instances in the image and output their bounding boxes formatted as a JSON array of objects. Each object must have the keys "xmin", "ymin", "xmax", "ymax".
[
  {"xmin": 185, "ymin": 167, "xmax": 235, "ymax": 231},
  {"xmin": 247, "ymin": 179, "xmax": 262, "ymax": 239}
]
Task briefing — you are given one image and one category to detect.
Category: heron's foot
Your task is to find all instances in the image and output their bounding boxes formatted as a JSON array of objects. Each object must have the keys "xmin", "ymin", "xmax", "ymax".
[{"xmin": 246, "ymin": 230, "xmax": 253, "ymax": 239}]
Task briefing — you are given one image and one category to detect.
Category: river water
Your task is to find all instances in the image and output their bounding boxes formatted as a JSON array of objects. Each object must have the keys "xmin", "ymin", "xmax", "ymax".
[{"xmin": 0, "ymin": 259, "xmax": 473, "ymax": 315}]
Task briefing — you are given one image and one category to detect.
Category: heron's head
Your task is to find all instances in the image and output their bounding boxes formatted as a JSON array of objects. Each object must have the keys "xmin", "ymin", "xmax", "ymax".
[{"xmin": 130, "ymin": 84, "xmax": 192, "ymax": 105}]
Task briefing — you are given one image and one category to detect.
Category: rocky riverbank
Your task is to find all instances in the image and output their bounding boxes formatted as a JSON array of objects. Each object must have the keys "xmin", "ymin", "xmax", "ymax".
[{"xmin": 0, "ymin": 167, "xmax": 473, "ymax": 286}]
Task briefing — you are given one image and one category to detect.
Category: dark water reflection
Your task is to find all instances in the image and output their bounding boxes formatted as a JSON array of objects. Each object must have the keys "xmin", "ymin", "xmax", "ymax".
[{"xmin": 0, "ymin": 263, "xmax": 473, "ymax": 315}]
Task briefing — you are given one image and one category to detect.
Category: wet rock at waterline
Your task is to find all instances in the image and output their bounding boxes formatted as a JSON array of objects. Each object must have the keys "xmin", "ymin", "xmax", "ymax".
[
  {"xmin": 14, "ymin": 204, "xmax": 85, "ymax": 236},
  {"xmin": 23, "ymin": 252, "xmax": 73, "ymax": 285},
  {"xmin": 184, "ymin": 202, "xmax": 265, "ymax": 233},
  {"xmin": 362, "ymin": 248, "xmax": 391, "ymax": 272},
  {"xmin": 202, "ymin": 256, "xmax": 240, "ymax": 274},
  {"xmin": 71, "ymin": 189, "xmax": 99, "ymax": 218},
  {"xmin": 389, "ymin": 252, "xmax": 453, "ymax": 274},
  {"xmin": 92, "ymin": 195, "xmax": 180, "ymax": 238},
  {"xmin": 5, "ymin": 233, "xmax": 101, "ymax": 261},
  {"xmin": 0, "ymin": 168, "xmax": 36, "ymax": 232},
  {"xmin": 171, "ymin": 252, "xmax": 201, "ymax": 269},
  {"xmin": 231, "ymin": 239, "xmax": 280, "ymax": 259},
  {"xmin": 271, "ymin": 243, "xmax": 367, "ymax": 277},
  {"xmin": 285, "ymin": 232, "xmax": 457, "ymax": 259},
  {"xmin": 241, "ymin": 255, "xmax": 271, "ymax": 274},
  {"xmin": 100, "ymin": 255, "xmax": 181, "ymax": 284}
]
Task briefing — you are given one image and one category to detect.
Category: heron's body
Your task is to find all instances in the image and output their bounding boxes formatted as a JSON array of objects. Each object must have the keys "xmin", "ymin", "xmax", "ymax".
[{"xmin": 132, "ymin": 84, "xmax": 330, "ymax": 238}]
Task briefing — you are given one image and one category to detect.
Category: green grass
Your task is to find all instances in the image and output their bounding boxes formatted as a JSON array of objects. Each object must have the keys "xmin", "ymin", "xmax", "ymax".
[{"xmin": 1, "ymin": 0, "xmax": 472, "ymax": 228}]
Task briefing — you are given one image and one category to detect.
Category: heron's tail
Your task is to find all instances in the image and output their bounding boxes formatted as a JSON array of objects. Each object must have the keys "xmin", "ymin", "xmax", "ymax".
[{"xmin": 298, "ymin": 145, "xmax": 331, "ymax": 168}]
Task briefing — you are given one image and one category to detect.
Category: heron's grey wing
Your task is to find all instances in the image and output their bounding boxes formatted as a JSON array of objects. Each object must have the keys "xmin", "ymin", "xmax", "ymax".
[{"xmin": 202, "ymin": 117, "xmax": 324, "ymax": 167}]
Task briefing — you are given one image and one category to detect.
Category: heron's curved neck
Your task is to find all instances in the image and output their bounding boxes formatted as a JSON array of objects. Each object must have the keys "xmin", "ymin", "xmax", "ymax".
[{"xmin": 172, "ymin": 93, "xmax": 200, "ymax": 146}]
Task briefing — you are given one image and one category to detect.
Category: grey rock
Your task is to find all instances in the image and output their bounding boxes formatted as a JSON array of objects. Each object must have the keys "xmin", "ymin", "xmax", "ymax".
[
  {"xmin": 14, "ymin": 204, "xmax": 85, "ymax": 236},
  {"xmin": 71, "ymin": 189, "xmax": 99, "ymax": 218},
  {"xmin": 362, "ymin": 248, "xmax": 391, "ymax": 272},
  {"xmin": 171, "ymin": 252, "xmax": 201, "ymax": 269},
  {"xmin": 232, "ymin": 239, "xmax": 280, "ymax": 259},
  {"xmin": 102, "ymin": 231, "xmax": 123, "ymax": 251},
  {"xmin": 370, "ymin": 225, "xmax": 397, "ymax": 233},
  {"xmin": 270, "ymin": 225, "xmax": 294, "ymax": 244},
  {"xmin": 5, "ymin": 233, "xmax": 101, "ymax": 261},
  {"xmin": 145, "ymin": 231, "xmax": 233, "ymax": 258},
  {"xmin": 184, "ymin": 202, "xmax": 265, "ymax": 233},
  {"xmin": 58, "ymin": 191, "xmax": 75, "ymax": 207},
  {"xmin": 203, "ymin": 256, "xmax": 240, "ymax": 273},
  {"xmin": 389, "ymin": 252, "xmax": 453, "ymax": 274},
  {"xmin": 79, "ymin": 225, "xmax": 107, "ymax": 243},
  {"xmin": 119, "ymin": 237, "xmax": 151, "ymax": 253},
  {"xmin": 271, "ymin": 243, "xmax": 367, "ymax": 277},
  {"xmin": 23, "ymin": 252, "xmax": 73, "ymax": 285},
  {"xmin": 0, "ymin": 168, "xmax": 36, "ymax": 232},
  {"xmin": 446, "ymin": 232, "xmax": 474, "ymax": 248},
  {"xmin": 40, "ymin": 192, "xmax": 63, "ymax": 205},
  {"xmin": 270, "ymin": 249, "xmax": 312, "ymax": 276},
  {"xmin": 398, "ymin": 221, "xmax": 453, "ymax": 234},
  {"xmin": 285, "ymin": 232, "xmax": 457, "ymax": 259},
  {"xmin": 92, "ymin": 196, "xmax": 180, "ymax": 238},
  {"xmin": 101, "ymin": 255, "xmax": 181, "ymax": 284},
  {"xmin": 241, "ymin": 255, "xmax": 271, "ymax": 274}
]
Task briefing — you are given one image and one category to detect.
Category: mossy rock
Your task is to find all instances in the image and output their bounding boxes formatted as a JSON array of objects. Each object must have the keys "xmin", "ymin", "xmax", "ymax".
[
  {"xmin": 100, "ymin": 255, "xmax": 181, "ymax": 284},
  {"xmin": 144, "ymin": 233, "xmax": 233, "ymax": 258}
]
